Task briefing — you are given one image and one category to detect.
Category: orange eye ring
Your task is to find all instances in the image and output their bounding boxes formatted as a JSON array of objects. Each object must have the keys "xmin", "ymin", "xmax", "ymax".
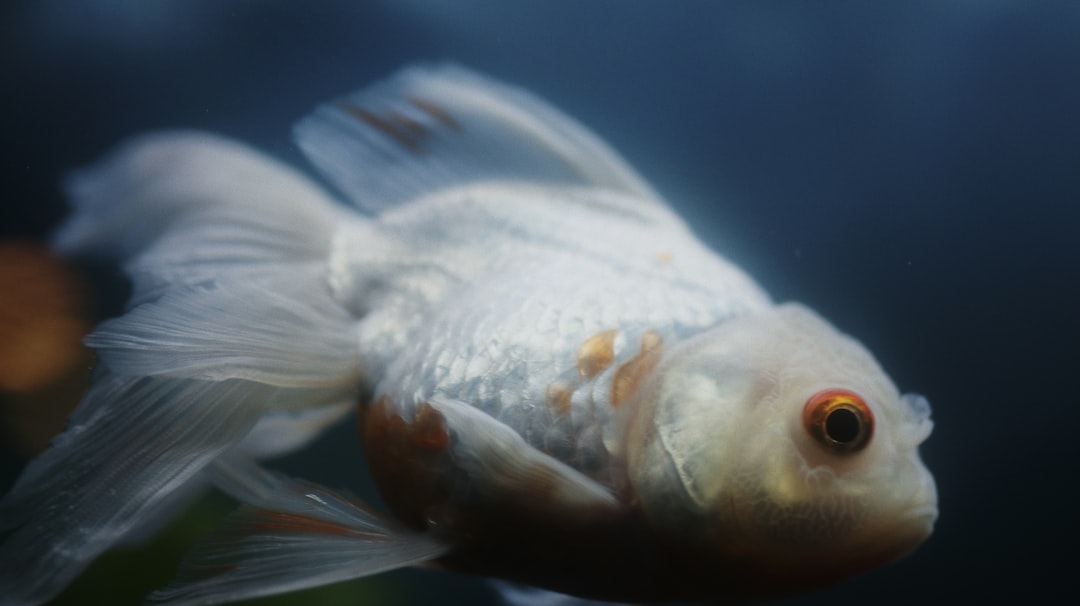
[{"xmin": 802, "ymin": 389, "xmax": 874, "ymax": 453}]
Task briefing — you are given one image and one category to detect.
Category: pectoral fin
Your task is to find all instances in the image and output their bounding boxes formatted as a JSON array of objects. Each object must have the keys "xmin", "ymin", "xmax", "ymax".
[{"xmin": 427, "ymin": 396, "xmax": 619, "ymax": 514}]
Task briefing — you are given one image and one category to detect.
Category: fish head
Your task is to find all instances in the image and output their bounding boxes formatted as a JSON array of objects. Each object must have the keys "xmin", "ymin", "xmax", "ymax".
[{"xmin": 623, "ymin": 302, "xmax": 937, "ymax": 591}]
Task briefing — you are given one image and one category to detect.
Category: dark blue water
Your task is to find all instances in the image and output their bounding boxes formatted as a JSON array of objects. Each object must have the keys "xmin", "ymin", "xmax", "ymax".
[{"xmin": 2, "ymin": 1, "xmax": 1077, "ymax": 604}]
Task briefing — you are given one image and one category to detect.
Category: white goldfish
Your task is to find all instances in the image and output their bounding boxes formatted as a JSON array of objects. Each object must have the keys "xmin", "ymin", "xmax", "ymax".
[{"xmin": 0, "ymin": 64, "xmax": 936, "ymax": 605}]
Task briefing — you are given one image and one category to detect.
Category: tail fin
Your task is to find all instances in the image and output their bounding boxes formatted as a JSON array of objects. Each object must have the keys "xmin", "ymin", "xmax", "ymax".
[
  {"xmin": 0, "ymin": 133, "xmax": 362, "ymax": 605},
  {"xmin": 54, "ymin": 131, "xmax": 347, "ymax": 304}
]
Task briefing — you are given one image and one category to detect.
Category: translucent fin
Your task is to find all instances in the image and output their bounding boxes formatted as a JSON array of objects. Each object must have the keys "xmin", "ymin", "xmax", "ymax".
[
  {"xmin": 117, "ymin": 475, "xmax": 209, "ymax": 548},
  {"xmin": 232, "ymin": 400, "xmax": 353, "ymax": 460},
  {"xmin": 295, "ymin": 62, "xmax": 662, "ymax": 213},
  {"xmin": 86, "ymin": 281, "xmax": 362, "ymax": 389},
  {"xmin": 53, "ymin": 131, "xmax": 349, "ymax": 304},
  {"xmin": 146, "ymin": 461, "xmax": 450, "ymax": 605},
  {"xmin": 55, "ymin": 130, "xmax": 343, "ymax": 262},
  {"xmin": 0, "ymin": 373, "xmax": 273, "ymax": 605},
  {"xmin": 0, "ymin": 279, "xmax": 361, "ymax": 604},
  {"xmin": 428, "ymin": 396, "xmax": 618, "ymax": 511}
]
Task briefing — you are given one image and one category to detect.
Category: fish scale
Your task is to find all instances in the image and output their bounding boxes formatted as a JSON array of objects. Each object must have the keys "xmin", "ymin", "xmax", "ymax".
[{"xmin": 346, "ymin": 185, "xmax": 769, "ymax": 484}]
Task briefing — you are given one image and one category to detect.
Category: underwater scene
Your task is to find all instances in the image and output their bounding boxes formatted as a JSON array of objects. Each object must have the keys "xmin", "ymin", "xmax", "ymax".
[{"xmin": 2, "ymin": 1, "xmax": 1077, "ymax": 604}]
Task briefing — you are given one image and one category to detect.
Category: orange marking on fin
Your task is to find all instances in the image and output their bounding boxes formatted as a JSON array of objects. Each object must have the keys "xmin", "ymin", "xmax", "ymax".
[
  {"xmin": 410, "ymin": 96, "xmax": 462, "ymax": 131},
  {"xmin": 577, "ymin": 329, "xmax": 618, "ymax": 378},
  {"xmin": 387, "ymin": 110, "xmax": 430, "ymax": 139},
  {"xmin": 339, "ymin": 102, "xmax": 423, "ymax": 152},
  {"xmin": 239, "ymin": 509, "xmax": 376, "ymax": 538},
  {"xmin": 612, "ymin": 331, "xmax": 663, "ymax": 407}
]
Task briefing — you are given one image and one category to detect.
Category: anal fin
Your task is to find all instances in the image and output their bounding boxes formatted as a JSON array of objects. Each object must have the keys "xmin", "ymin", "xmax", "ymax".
[{"xmin": 146, "ymin": 460, "xmax": 450, "ymax": 605}]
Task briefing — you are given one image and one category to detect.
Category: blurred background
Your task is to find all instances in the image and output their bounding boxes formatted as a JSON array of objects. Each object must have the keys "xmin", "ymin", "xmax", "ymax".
[{"xmin": 2, "ymin": 0, "xmax": 1078, "ymax": 604}]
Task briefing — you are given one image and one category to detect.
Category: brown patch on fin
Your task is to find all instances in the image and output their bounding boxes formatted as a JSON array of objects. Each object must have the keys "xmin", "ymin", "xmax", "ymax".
[
  {"xmin": 387, "ymin": 110, "xmax": 430, "ymax": 140},
  {"xmin": 577, "ymin": 329, "xmax": 618, "ymax": 378},
  {"xmin": 612, "ymin": 331, "xmax": 663, "ymax": 407},
  {"xmin": 360, "ymin": 395, "xmax": 451, "ymax": 529},
  {"xmin": 412, "ymin": 403, "xmax": 449, "ymax": 450},
  {"xmin": 656, "ymin": 251, "xmax": 674, "ymax": 264},
  {"xmin": 546, "ymin": 383, "xmax": 574, "ymax": 415},
  {"xmin": 410, "ymin": 96, "xmax": 462, "ymax": 131},
  {"xmin": 339, "ymin": 102, "xmax": 423, "ymax": 152}
]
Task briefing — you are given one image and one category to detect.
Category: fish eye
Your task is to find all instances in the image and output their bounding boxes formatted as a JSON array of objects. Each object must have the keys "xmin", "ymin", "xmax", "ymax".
[{"xmin": 802, "ymin": 389, "xmax": 874, "ymax": 453}]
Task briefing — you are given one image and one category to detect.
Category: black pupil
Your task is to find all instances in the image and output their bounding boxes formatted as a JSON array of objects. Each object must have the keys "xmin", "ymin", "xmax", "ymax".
[{"xmin": 825, "ymin": 407, "xmax": 861, "ymax": 444}]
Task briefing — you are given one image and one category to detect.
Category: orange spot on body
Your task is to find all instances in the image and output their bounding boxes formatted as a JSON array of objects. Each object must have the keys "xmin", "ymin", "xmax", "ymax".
[
  {"xmin": 577, "ymin": 329, "xmax": 617, "ymax": 378},
  {"xmin": 546, "ymin": 383, "xmax": 574, "ymax": 415},
  {"xmin": 612, "ymin": 331, "xmax": 663, "ymax": 407}
]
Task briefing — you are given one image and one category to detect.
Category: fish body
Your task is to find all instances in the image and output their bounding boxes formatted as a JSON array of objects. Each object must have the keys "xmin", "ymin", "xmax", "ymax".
[
  {"xmin": 0, "ymin": 65, "xmax": 936, "ymax": 605},
  {"xmin": 346, "ymin": 180, "xmax": 769, "ymax": 475}
]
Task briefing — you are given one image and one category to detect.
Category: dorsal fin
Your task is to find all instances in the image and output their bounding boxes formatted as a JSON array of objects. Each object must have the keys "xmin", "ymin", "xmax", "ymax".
[{"xmin": 294, "ymin": 63, "xmax": 662, "ymax": 213}]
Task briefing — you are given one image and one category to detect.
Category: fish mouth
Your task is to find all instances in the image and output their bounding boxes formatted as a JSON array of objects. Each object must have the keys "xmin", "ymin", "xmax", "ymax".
[
  {"xmin": 902, "ymin": 503, "xmax": 938, "ymax": 523},
  {"xmin": 902, "ymin": 503, "xmax": 938, "ymax": 534},
  {"xmin": 894, "ymin": 463, "xmax": 938, "ymax": 538},
  {"xmin": 883, "ymin": 502, "xmax": 937, "ymax": 559}
]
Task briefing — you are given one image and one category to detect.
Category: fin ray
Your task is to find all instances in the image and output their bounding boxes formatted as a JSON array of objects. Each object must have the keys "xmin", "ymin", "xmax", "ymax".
[
  {"xmin": 295, "ymin": 63, "xmax": 663, "ymax": 213},
  {"xmin": 428, "ymin": 395, "xmax": 618, "ymax": 511},
  {"xmin": 0, "ymin": 374, "xmax": 271, "ymax": 605},
  {"xmin": 86, "ymin": 281, "xmax": 362, "ymax": 389},
  {"xmin": 146, "ymin": 461, "xmax": 449, "ymax": 605},
  {"xmin": 53, "ymin": 131, "xmax": 349, "ymax": 305}
]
